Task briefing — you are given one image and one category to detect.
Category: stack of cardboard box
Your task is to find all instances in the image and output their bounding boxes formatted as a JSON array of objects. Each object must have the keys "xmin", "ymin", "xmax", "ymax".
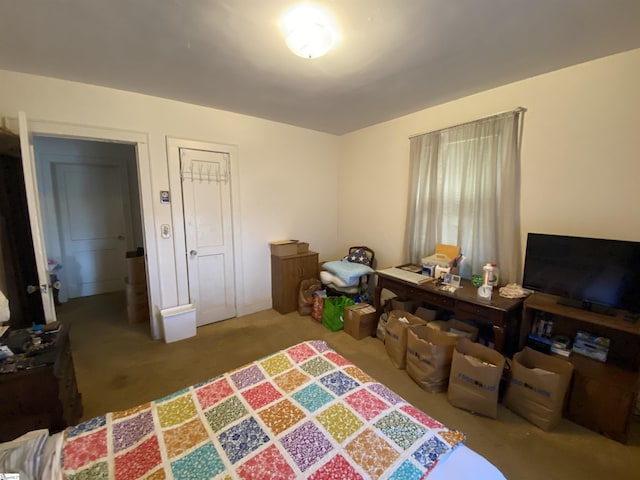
[{"xmin": 126, "ymin": 251, "xmax": 149, "ymax": 323}]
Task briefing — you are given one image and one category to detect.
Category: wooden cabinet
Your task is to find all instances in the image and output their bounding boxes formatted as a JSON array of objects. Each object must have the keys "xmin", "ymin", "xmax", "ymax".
[
  {"xmin": 0, "ymin": 325, "xmax": 83, "ymax": 441},
  {"xmin": 271, "ymin": 252, "xmax": 319, "ymax": 314},
  {"xmin": 522, "ymin": 293, "xmax": 640, "ymax": 443}
]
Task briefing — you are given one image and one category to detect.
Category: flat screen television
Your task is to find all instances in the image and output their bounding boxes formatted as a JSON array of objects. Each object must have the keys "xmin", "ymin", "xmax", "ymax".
[{"xmin": 522, "ymin": 233, "xmax": 640, "ymax": 315}]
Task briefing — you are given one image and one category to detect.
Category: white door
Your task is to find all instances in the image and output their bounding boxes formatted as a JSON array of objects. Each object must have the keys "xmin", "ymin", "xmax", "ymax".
[
  {"xmin": 53, "ymin": 163, "xmax": 128, "ymax": 297},
  {"xmin": 17, "ymin": 112, "xmax": 56, "ymax": 322},
  {"xmin": 180, "ymin": 148, "xmax": 236, "ymax": 326}
]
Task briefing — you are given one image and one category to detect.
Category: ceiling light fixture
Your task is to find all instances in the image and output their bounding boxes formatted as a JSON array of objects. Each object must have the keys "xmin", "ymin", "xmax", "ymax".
[{"xmin": 280, "ymin": 4, "xmax": 339, "ymax": 59}]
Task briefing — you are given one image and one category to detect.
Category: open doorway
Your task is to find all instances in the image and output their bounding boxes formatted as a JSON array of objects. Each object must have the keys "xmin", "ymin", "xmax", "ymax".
[
  {"xmin": 32, "ymin": 136, "xmax": 147, "ymax": 326},
  {"xmin": 5, "ymin": 115, "xmax": 161, "ymax": 338}
]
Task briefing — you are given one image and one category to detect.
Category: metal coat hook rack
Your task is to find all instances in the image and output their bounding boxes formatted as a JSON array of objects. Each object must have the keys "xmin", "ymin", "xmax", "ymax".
[{"xmin": 181, "ymin": 159, "xmax": 229, "ymax": 184}]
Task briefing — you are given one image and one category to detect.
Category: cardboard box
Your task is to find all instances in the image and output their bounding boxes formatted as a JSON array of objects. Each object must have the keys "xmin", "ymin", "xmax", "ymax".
[
  {"xmin": 126, "ymin": 254, "xmax": 146, "ymax": 285},
  {"xmin": 297, "ymin": 242, "xmax": 309, "ymax": 254},
  {"xmin": 427, "ymin": 319, "xmax": 479, "ymax": 342},
  {"xmin": 406, "ymin": 324, "xmax": 459, "ymax": 393},
  {"xmin": 385, "ymin": 310, "xmax": 429, "ymax": 369},
  {"xmin": 447, "ymin": 338, "xmax": 505, "ymax": 418},
  {"xmin": 127, "ymin": 301, "xmax": 150, "ymax": 323},
  {"xmin": 343, "ymin": 303, "xmax": 378, "ymax": 339},
  {"xmin": 504, "ymin": 347, "xmax": 574, "ymax": 431},
  {"xmin": 126, "ymin": 282, "xmax": 148, "ymax": 305},
  {"xmin": 270, "ymin": 240, "xmax": 298, "ymax": 256}
]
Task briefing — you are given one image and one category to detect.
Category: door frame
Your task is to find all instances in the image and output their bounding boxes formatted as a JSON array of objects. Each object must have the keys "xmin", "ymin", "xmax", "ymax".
[
  {"xmin": 166, "ymin": 137, "xmax": 244, "ymax": 314},
  {"xmin": 7, "ymin": 116, "xmax": 161, "ymax": 338}
]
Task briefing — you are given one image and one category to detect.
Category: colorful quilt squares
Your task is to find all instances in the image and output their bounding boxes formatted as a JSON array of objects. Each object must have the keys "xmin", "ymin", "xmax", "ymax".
[{"xmin": 61, "ymin": 340, "xmax": 464, "ymax": 479}]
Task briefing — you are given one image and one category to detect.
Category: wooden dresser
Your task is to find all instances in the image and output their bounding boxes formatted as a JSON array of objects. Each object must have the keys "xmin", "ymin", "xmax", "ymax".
[
  {"xmin": 0, "ymin": 325, "xmax": 83, "ymax": 441},
  {"xmin": 271, "ymin": 251, "xmax": 319, "ymax": 314}
]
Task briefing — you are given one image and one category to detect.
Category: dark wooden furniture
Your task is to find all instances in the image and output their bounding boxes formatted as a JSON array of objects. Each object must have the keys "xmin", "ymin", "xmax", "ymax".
[
  {"xmin": 271, "ymin": 251, "xmax": 319, "ymax": 314},
  {"xmin": 522, "ymin": 292, "xmax": 640, "ymax": 443},
  {"xmin": 0, "ymin": 136, "xmax": 45, "ymax": 328},
  {"xmin": 0, "ymin": 325, "xmax": 83, "ymax": 441},
  {"xmin": 375, "ymin": 271, "xmax": 524, "ymax": 354}
]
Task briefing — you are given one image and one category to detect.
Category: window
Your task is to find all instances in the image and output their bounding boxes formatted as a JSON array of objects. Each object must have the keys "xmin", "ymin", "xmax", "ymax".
[{"xmin": 405, "ymin": 109, "xmax": 525, "ymax": 284}]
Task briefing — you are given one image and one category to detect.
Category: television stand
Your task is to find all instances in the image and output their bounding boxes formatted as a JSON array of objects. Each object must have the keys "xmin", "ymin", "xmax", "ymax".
[
  {"xmin": 556, "ymin": 297, "xmax": 617, "ymax": 317},
  {"xmin": 522, "ymin": 292, "xmax": 640, "ymax": 443}
]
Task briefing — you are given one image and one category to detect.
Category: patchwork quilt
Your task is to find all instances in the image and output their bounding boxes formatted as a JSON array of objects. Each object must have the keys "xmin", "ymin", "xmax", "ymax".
[{"xmin": 61, "ymin": 340, "xmax": 464, "ymax": 479}]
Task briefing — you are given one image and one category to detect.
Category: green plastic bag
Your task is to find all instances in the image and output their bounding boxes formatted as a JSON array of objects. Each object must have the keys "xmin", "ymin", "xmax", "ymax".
[{"xmin": 321, "ymin": 296, "xmax": 355, "ymax": 331}]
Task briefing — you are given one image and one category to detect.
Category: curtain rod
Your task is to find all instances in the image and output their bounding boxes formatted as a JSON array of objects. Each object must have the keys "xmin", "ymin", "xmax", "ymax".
[{"xmin": 408, "ymin": 106, "xmax": 527, "ymax": 139}]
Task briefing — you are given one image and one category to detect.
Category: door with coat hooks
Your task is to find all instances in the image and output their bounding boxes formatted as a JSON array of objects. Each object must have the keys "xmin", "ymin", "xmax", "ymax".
[{"xmin": 180, "ymin": 148, "xmax": 236, "ymax": 326}]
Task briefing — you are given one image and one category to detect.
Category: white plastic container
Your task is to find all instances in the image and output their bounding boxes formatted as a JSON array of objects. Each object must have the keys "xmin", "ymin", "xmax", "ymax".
[
  {"xmin": 160, "ymin": 304, "xmax": 196, "ymax": 343},
  {"xmin": 482, "ymin": 263, "xmax": 499, "ymax": 286}
]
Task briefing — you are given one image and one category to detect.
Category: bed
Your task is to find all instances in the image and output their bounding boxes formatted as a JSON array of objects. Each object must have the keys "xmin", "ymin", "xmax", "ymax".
[{"xmin": 1, "ymin": 340, "xmax": 505, "ymax": 479}]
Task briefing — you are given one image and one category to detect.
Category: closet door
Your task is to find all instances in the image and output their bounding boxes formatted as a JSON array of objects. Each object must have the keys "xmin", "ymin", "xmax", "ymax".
[{"xmin": 180, "ymin": 148, "xmax": 236, "ymax": 326}]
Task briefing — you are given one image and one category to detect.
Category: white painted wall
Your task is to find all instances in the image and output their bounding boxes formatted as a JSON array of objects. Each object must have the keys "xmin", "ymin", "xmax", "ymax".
[
  {"xmin": 0, "ymin": 70, "xmax": 340, "ymax": 333},
  {"xmin": 2, "ymin": 47, "xmax": 638, "ymax": 331},
  {"xmin": 339, "ymin": 48, "xmax": 640, "ymax": 274}
]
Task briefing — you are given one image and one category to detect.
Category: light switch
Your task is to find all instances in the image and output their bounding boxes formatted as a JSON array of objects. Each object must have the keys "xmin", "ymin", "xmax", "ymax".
[{"xmin": 161, "ymin": 224, "xmax": 171, "ymax": 239}]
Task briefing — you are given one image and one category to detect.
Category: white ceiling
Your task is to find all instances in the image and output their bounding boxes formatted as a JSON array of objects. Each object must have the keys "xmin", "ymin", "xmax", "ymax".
[{"xmin": 1, "ymin": 0, "xmax": 639, "ymax": 135}]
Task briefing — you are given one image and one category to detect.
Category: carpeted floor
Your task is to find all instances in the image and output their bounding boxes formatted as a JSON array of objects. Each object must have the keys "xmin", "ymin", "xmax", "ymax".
[{"xmin": 57, "ymin": 292, "xmax": 640, "ymax": 480}]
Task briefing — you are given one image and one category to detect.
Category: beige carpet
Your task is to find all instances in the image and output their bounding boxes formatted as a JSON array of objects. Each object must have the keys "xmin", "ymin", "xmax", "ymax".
[{"xmin": 57, "ymin": 292, "xmax": 640, "ymax": 480}]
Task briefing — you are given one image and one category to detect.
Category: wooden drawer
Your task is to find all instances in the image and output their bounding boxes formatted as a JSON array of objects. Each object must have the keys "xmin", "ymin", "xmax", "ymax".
[
  {"xmin": 455, "ymin": 301, "xmax": 492, "ymax": 321},
  {"xmin": 408, "ymin": 287, "xmax": 455, "ymax": 309}
]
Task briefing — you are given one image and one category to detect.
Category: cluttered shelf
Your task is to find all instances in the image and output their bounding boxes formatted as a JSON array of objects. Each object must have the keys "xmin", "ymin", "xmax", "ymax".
[
  {"xmin": 523, "ymin": 291, "xmax": 640, "ymax": 337},
  {"xmin": 522, "ymin": 292, "xmax": 640, "ymax": 443},
  {"xmin": 374, "ymin": 266, "xmax": 524, "ymax": 355},
  {"xmin": 0, "ymin": 323, "xmax": 83, "ymax": 442},
  {"xmin": 522, "ymin": 292, "xmax": 640, "ymax": 369}
]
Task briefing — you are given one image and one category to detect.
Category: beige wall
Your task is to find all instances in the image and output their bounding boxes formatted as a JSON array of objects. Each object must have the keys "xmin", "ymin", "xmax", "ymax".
[
  {"xmin": 1, "ymin": 47, "xmax": 639, "ymax": 332},
  {"xmin": 339, "ymin": 48, "xmax": 640, "ymax": 274},
  {"xmin": 0, "ymin": 70, "xmax": 341, "ymax": 335}
]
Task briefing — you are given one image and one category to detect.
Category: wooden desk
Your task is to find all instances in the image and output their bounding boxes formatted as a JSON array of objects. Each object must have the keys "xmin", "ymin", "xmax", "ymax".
[{"xmin": 375, "ymin": 271, "xmax": 524, "ymax": 355}]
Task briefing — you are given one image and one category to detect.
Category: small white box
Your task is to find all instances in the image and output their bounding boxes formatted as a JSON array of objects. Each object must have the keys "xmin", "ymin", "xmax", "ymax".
[{"xmin": 160, "ymin": 304, "xmax": 196, "ymax": 343}]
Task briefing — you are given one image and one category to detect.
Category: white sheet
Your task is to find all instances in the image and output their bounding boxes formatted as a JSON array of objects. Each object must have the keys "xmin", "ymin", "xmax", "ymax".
[
  {"xmin": 0, "ymin": 429, "xmax": 48, "ymax": 479},
  {"xmin": 320, "ymin": 269, "xmax": 359, "ymax": 287},
  {"xmin": 2, "ymin": 432, "xmax": 504, "ymax": 480},
  {"xmin": 430, "ymin": 445, "xmax": 506, "ymax": 480}
]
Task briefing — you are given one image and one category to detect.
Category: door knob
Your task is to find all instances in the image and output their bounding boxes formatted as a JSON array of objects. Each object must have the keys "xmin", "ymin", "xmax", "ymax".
[
  {"xmin": 118, "ymin": 235, "xmax": 125, "ymax": 240},
  {"xmin": 189, "ymin": 250, "xmax": 198, "ymax": 257}
]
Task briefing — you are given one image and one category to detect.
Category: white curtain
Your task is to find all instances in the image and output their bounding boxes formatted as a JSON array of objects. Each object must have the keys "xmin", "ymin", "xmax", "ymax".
[{"xmin": 405, "ymin": 109, "xmax": 525, "ymax": 284}]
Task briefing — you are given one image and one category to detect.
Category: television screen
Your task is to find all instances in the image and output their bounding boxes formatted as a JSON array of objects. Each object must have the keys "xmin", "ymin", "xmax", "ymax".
[{"xmin": 522, "ymin": 233, "xmax": 640, "ymax": 315}]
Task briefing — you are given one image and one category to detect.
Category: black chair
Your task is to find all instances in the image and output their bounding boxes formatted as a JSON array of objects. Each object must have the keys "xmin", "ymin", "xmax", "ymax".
[{"xmin": 324, "ymin": 246, "xmax": 376, "ymax": 299}]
